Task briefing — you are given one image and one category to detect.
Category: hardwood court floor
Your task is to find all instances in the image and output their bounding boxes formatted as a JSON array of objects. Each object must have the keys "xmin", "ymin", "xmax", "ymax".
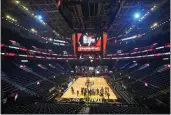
[{"xmin": 60, "ymin": 77, "xmax": 117, "ymax": 100}]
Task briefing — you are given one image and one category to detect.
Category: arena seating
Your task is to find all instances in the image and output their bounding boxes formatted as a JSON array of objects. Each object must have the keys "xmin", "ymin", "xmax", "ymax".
[
  {"xmin": 89, "ymin": 104, "xmax": 151, "ymax": 114},
  {"xmin": 143, "ymin": 70, "xmax": 170, "ymax": 89},
  {"xmin": 25, "ymin": 81, "xmax": 54, "ymax": 95},
  {"xmin": 111, "ymin": 58, "xmax": 170, "ymax": 113},
  {"xmin": 1, "ymin": 57, "xmax": 73, "ymax": 99},
  {"xmin": 2, "ymin": 103, "xmax": 152, "ymax": 114},
  {"xmin": 1, "ymin": 80, "xmax": 18, "ymax": 93},
  {"xmin": 127, "ymin": 81, "xmax": 159, "ymax": 97},
  {"xmin": 3, "ymin": 103, "xmax": 84, "ymax": 114}
]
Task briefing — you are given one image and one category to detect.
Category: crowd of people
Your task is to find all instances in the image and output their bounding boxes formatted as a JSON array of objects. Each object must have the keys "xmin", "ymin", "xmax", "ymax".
[{"xmin": 71, "ymin": 82, "xmax": 110, "ymax": 99}]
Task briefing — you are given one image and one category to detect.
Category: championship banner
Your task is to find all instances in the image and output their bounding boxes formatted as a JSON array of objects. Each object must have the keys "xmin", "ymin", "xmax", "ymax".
[
  {"xmin": 103, "ymin": 32, "xmax": 108, "ymax": 56},
  {"xmin": 72, "ymin": 33, "xmax": 76, "ymax": 55}
]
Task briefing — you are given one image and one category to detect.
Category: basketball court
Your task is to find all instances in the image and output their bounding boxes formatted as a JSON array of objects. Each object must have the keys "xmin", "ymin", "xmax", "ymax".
[{"xmin": 60, "ymin": 77, "xmax": 117, "ymax": 100}]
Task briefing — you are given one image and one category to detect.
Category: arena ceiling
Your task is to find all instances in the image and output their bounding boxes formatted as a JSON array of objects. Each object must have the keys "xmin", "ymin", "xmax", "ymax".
[{"xmin": 1, "ymin": 0, "xmax": 169, "ymax": 44}]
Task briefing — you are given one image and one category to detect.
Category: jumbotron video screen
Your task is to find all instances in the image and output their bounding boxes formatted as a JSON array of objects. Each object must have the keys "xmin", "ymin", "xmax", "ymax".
[{"xmin": 76, "ymin": 33, "xmax": 102, "ymax": 52}]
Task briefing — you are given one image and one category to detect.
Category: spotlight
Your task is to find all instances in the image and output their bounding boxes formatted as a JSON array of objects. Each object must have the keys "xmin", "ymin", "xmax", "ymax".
[
  {"xmin": 134, "ymin": 13, "xmax": 140, "ymax": 19},
  {"xmin": 38, "ymin": 16, "xmax": 42, "ymax": 20},
  {"xmin": 36, "ymin": 15, "xmax": 42, "ymax": 20},
  {"xmin": 96, "ymin": 71, "xmax": 100, "ymax": 74},
  {"xmin": 153, "ymin": 23, "xmax": 158, "ymax": 27},
  {"xmin": 6, "ymin": 15, "xmax": 10, "ymax": 19},
  {"xmin": 15, "ymin": 0, "xmax": 20, "ymax": 4},
  {"xmin": 31, "ymin": 28, "xmax": 35, "ymax": 32},
  {"xmin": 20, "ymin": 65, "xmax": 23, "ymax": 68},
  {"xmin": 37, "ymin": 81, "xmax": 40, "ymax": 85},
  {"xmin": 31, "ymin": 28, "xmax": 37, "ymax": 33},
  {"xmin": 167, "ymin": 64, "xmax": 170, "ymax": 68},
  {"xmin": 151, "ymin": 8, "xmax": 154, "ymax": 11},
  {"xmin": 144, "ymin": 82, "xmax": 148, "ymax": 86},
  {"xmin": 71, "ymin": 70, "xmax": 74, "ymax": 73},
  {"xmin": 49, "ymin": 38, "xmax": 53, "ymax": 41}
]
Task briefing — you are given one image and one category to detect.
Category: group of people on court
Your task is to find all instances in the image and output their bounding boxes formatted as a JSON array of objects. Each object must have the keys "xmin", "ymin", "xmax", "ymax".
[{"xmin": 71, "ymin": 86, "xmax": 110, "ymax": 99}]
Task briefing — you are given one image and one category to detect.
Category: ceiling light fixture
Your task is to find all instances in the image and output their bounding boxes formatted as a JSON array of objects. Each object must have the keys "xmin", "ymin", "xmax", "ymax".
[
  {"xmin": 15, "ymin": 0, "xmax": 20, "ymax": 4},
  {"xmin": 36, "ymin": 15, "xmax": 42, "ymax": 20},
  {"xmin": 134, "ymin": 13, "xmax": 141, "ymax": 19}
]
